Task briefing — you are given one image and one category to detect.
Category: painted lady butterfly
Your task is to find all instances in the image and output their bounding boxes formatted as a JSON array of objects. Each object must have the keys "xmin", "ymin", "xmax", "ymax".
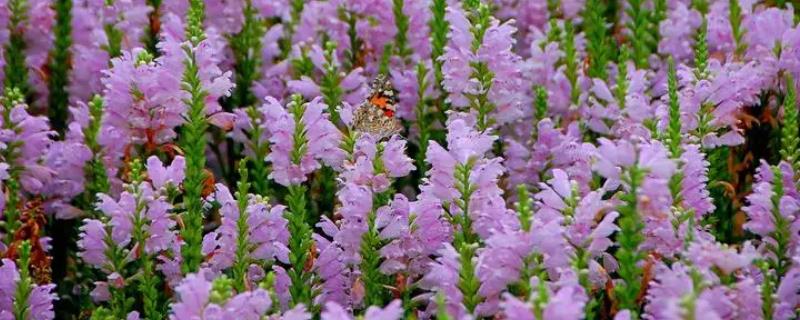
[{"xmin": 351, "ymin": 74, "xmax": 403, "ymax": 140}]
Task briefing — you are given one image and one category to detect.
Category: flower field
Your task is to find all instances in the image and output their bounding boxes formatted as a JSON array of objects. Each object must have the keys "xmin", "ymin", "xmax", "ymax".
[{"xmin": 0, "ymin": 0, "xmax": 799, "ymax": 319}]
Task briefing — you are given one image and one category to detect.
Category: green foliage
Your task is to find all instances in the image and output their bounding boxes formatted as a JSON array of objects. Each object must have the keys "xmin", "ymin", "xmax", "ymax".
[
  {"xmin": 229, "ymin": 0, "xmax": 266, "ymax": 110},
  {"xmin": 48, "ymin": 0, "xmax": 73, "ymax": 136},
  {"xmin": 759, "ymin": 260, "xmax": 776, "ymax": 320},
  {"xmin": 233, "ymin": 160, "xmax": 253, "ymax": 292},
  {"xmin": 694, "ymin": 17, "xmax": 709, "ymax": 79},
  {"xmin": 616, "ymin": 47, "xmax": 631, "ymax": 110},
  {"xmin": 13, "ymin": 241, "xmax": 34, "ymax": 320},
  {"xmin": 563, "ymin": 21, "xmax": 580, "ymax": 105},
  {"xmin": 768, "ymin": 166, "xmax": 791, "ymax": 279},
  {"xmin": 103, "ymin": 23, "xmax": 123, "ymax": 59},
  {"xmin": 320, "ymin": 42, "xmax": 344, "ymax": 124},
  {"xmin": 1, "ymin": 88, "xmax": 25, "ymax": 244},
  {"xmin": 515, "ymin": 185, "xmax": 534, "ymax": 232},
  {"xmin": 614, "ymin": 165, "xmax": 646, "ymax": 316},
  {"xmin": 666, "ymin": 58, "xmax": 683, "ymax": 158},
  {"xmin": 5, "ymin": 0, "xmax": 30, "ymax": 98},
  {"xmin": 430, "ymin": 0, "xmax": 448, "ymax": 93},
  {"xmin": 245, "ymin": 106, "xmax": 272, "ymax": 197},
  {"xmin": 452, "ymin": 161, "xmax": 482, "ymax": 313},
  {"xmin": 625, "ymin": 0, "xmax": 652, "ymax": 68},
  {"xmin": 781, "ymin": 74, "xmax": 800, "ymax": 171},
  {"xmin": 130, "ymin": 162, "xmax": 163, "ymax": 319},
  {"xmin": 729, "ymin": 0, "xmax": 747, "ymax": 58},
  {"xmin": 343, "ymin": 10, "xmax": 363, "ymax": 72},
  {"xmin": 393, "ymin": 0, "xmax": 411, "ymax": 59},
  {"xmin": 414, "ymin": 63, "xmax": 432, "ymax": 177},
  {"xmin": 144, "ymin": 0, "xmax": 162, "ymax": 55},
  {"xmin": 583, "ymin": 0, "xmax": 613, "ymax": 79},
  {"xmin": 534, "ymin": 86, "xmax": 549, "ymax": 122},
  {"xmin": 285, "ymin": 184, "xmax": 315, "ymax": 307},
  {"xmin": 179, "ymin": 25, "xmax": 211, "ymax": 274},
  {"xmin": 284, "ymin": 95, "xmax": 316, "ymax": 307},
  {"xmin": 83, "ymin": 97, "xmax": 111, "ymax": 210}
]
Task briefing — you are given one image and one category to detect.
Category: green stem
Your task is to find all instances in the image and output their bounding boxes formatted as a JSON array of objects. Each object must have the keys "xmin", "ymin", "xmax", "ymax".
[
  {"xmin": 285, "ymin": 184, "xmax": 314, "ymax": 306},
  {"xmin": 47, "ymin": 0, "xmax": 72, "ymax": 137},
  {"xmin": 13, "ymin": 241, "xmax": 33, "ymax": 320},
  {"xmin": 233, "ymin": 161, "xmax": 252, "ymax": 292},
  {"xmin": 229, "ymin": 0, "xmax": 264, "ymax": 110},
  {"xmin": 5, "ymin": 0, "xmax": 30, "ymax": 98},
  {"xmin": 614, "ymin": 165, "xmax": 645, "ymax": 315},
  {"xmin": 414, "ymin": 63, "xmax": 431, "ymax": 177}
]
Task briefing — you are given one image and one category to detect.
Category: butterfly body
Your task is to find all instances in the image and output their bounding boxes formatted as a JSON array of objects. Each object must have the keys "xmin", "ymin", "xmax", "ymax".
[{"xmin": 352, "ymin": 74, "xmax": 403, "ymax": 139}]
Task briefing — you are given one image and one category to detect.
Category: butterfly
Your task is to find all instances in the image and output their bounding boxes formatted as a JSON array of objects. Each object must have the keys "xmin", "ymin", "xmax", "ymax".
[{"xmin": 351, "ymin": 74, "xmax": 403, "ymax": 140}]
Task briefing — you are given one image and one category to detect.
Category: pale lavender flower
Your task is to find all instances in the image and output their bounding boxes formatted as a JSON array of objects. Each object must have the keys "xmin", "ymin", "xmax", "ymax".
[
  {"xmin": 730, "ymin": 277, "xmax": 763, "ymax": 320},
  {"xmin": 320, "ymin": 300, "xmax": 402, "ymax": 320},
  {"xmin": 687, "ymin": 235, "xmax": 758, "ymax": 275},
  {"xmin": 775, "ymin": 264, "xmax": 800, "ymax": 320},
  {"xmin": 344, "ymin": 0, "xmax": 396, "ymax": 67},
  {"xmin": 390, "ymin": 65, "xmax": 432, "ymax": 121},
  {"xmin": 419, "ymin": 244, "xmax": 468, "ymax": 319},
  {"xmin": 159, "ymin": 20, "xmax": 236, "ymax": 129},
  {"xmin": 697, "ymin": 61, "xmax": 775, "ymax": 147},
  {"xmin": 495, "ymin": 0, "xmax": 548, "ymax": 48},
  {"xmin": 706, "ymin": 0, "xmax": 736, "ymax": 54},
  {"xmin": 77, "ymin": 219, "xmax": 110, "ymax": 268},
  {"xmin": 644, "ymin": 262, "xmax": 734, "ymax": 320},
  {"xmin": 262, "ymin": 96, "xmax": 343, "ymax": 186},
  {"xmin": 203, "ymin": 184, "xmax": 290, "ymax": 271},
  {"xmin": 680, "ymin": 144, "xmax": 715, "ymax": 218},
  {"xmin": 499, "ymin": 272, "xmax": 587, "ymax": 320},
  {"xmin": 658, "ymin": 3, "xmax": 702, "ymax": 63},
  {"xmin": 100, "ymin": 49, "xmax": 184, "ymax": 147},
  {"xmin": 543, "ymin": 271, "xmax": 587, "ymax": 320},
  {"xmin": 339, "ymin": 134, "xmax": 414, "ymax": 193},
  {"xmin": 293, "ymin": 2, "xmax": 349, "ymax": 51},
  {"xmin": 743, "ymin": 161, "xmax": 799, "ymax": 239},
  {"xmin": 146, "ymin": 156, "xmax": 185, "ymax": 190},
  {"xmin": 0, "ymin": 103, "xmax": 55, "ymax": 195},
  {"xmin": 500, "ymin": 294, "xmax": 535, "ymax": 320},
  {"xmin": 423, "ymin": 115, "xmax": 516, "ymax": 238},
  {"xmin": 525, "ymin": 38, "xmax": 571, "ymax": 115},
  {"xmin": 333, "ymin": 181, "xmax": 372, "ymax": 265},
  {"xmin": 441, "ymin": 6, "xmax": 525, "ymax": 125},
  {"xmin": 170, "ymin": 272, "xmax": 273, "ymax": 320},
  {"xmin": 379, "ymin": 195, "xmax": 453, "ymax": 276},
  {"xmin": 40, "ymin": 124, "xmax": 92, "ymax": 219},
  {"xmin": 744, "ymin": 8, "xmax": 794, "ymax": 60},
  {"xmin": 92, "ymin": 179, "xmax": 176, "ymax": 254},
  {"xmin": 286, "ymin": 44, "xmax": 367, "ymax": 106},
  {"xmin": 69, "ymin": 0, "xmax": 151, "ymax": 103},
  {"xmin": 253, "ymin": 25, "xmax": 290, "ymax": 100},
  {"xmin": 0, "ymin": 259, "xmax": 57, "ymax": 320},
  {"xmin": 401, "ymin": 0, "xmax": 432, "ymax": 60},
  {"xmin": 313, "ymin": 230, "xmax": 353, "ymax": 307},
  {"xmin": 476, "ymin": 231, "xmax": 530, "ymax": 315}
]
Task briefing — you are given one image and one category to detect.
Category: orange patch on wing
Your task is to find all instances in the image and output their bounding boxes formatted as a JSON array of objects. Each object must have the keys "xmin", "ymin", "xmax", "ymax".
[{"xmin": 370, "ymin": 95, "xmax": 389, "ymax": 108}]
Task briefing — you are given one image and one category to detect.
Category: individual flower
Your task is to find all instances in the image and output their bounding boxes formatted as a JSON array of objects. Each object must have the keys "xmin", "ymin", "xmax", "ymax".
[
  {"xmin": 100, "ymin": 49, "xmax": 184, "ymax": 149},
  {"xmin": 0, "ymin": 100, "xmax": 55, "ymax": 196},
  {"xmin": 286, "ymin": 44, "xmax": 367, "ymax": 107},
  {"xmin": 0, "ymin": 259, "xmax": 57, "ymax": 320},
  {"xmin": 169, "ymin": 272, "xmax": 300, "ymax": 320},
  {"xmin": 202, "ymin": 184, "xmax": 290, "ymax": 272},
  {"xmin": 262, "ymin": 96, "xmax": 343, "ymax": 186},
  {"xmin": 320, "ymin": 300, "xmax": 403, "ymax": 320},
  {"xmin": 441, "ymin": 5, "xmax": 525, "ymax": 126},
  {"xmin": 658, "ymin": 2, "xmax": 702, "ymax": 63}
]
